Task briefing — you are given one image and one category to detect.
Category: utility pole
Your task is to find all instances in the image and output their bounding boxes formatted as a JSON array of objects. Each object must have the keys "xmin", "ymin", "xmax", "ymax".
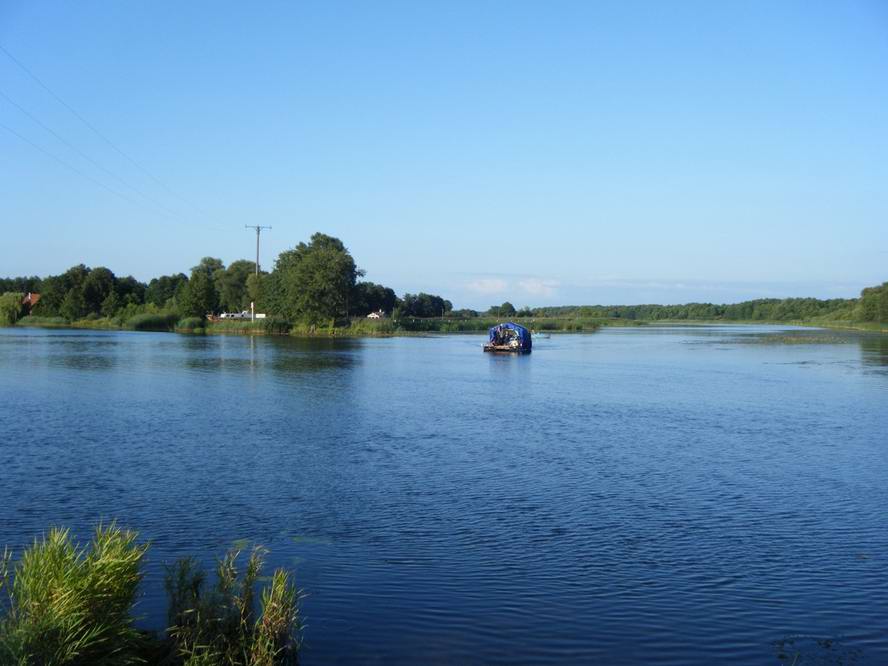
[{"xmin": 245, "ymin": 225, "xmax": 272, "ymax": 275}]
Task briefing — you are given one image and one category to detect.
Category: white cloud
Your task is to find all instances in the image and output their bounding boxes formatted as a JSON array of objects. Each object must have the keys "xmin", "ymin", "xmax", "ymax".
[
  {"xmin": 465, "ymin": 278, "xmax": 509, "ymax": 295},
  {"xmin": 517, "ymin": 278, "xmax": 559, "ymax": 297}
]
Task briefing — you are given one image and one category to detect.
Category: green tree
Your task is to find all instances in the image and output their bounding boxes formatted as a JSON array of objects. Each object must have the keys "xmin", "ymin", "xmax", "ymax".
[
  {"xmin": 272, "ymin": 233, "xmax": 360, "ymax": 323},
  {"xmin": 82, "ymin": 267, "xmax": 116, "ymax": 315},
  {"xmin": 0, "ymin": 292, "xmax": 24, "ymax": 325},
  {"xmin": 352, "ymin": 281, "xmax": 398, "ymax": 316},
  {"xmin": 146, "ymin": 273, "xmax": 188, "ymax": 308},
  {"xmin": 401, "ymin": 293, "xmax": 450, "ymax": 317},
  {"xmin": 500, "ymin": 302, "xmax": 516, "ymax": 316},
  {"xmin": 181, "ymin": 268, "xmax": 218, "ymax": 318},
  {"xmin": 878, "ymin": 283, "xmax": 888, "ymax": 323},
  {"xmin": 60, "ymin": 288, "xmax": 87, "ymax": 321},
  {"xmin": 217, "ymin": 259, "xmax": 256, "ymax": 312},
  {"xmin": 246, "ymin": 272, "xmax": 266, "ymax": 311}
]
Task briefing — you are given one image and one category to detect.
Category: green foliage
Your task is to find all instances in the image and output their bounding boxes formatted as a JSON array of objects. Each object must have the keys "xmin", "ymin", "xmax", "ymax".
[
  {"xmin": 205, "ymin": 320, "xmax": 265, "ymax": 334},
  {"xmin": 400, "ymin": 293, "xmax": 451, "ymax": 318},
  {"xmin": 16, "ymin": 315, "xmax": 68, "ymax": 327},
  {"xmin": 245, "ymin": 274, "xmax": 266, "ymax": 312},
  {"xmin": 532, "ymin": 297, "xmax": 861, "ymax": 323},
  {"xmin": 217, "ymin": 260, "xmax": 257, "ymax": 313},
  {"xmin": 262, "ymin": 317, "xmax": 291, "ymax": 336},
  {"xmin": 345, "ymin": 317, "xmax": 397, "ymax": 335},
  {"xmin": 880, "ymin": 286, "xmax": 888, "ymax": 324},
  {"xmin": 270, "ymin": 233, "xmax": 360, "ymax": 323},
  {"xmin": 351, "ymin": 282, "xmax": 397, "ymax": 316},
  {"xmin": 0, "ymin": 276, "xmax": 40, "ymax": 294},
  {"xmin": 0, "ymin": 292, "xmax": 24, "ymax": 326},
  {"xmin": 0, "ymin": 527, "xmax": 302, "ymax": 666},
  {"xmin": 60, "ymin": 288, "xmax": 87, "ymax": 322},
  {"xmin": 146, "ymin": 273, "xmax": 189, "ymax": 308},
  {"xmin": 127, "ymin": 313, "xmax": 180, "ymax": 331},
  {"xmin": 177, "ymin": 317, "xmax": 207, "ymax": 332},
  {"xmin": 493, "ymin": 302, "xmax": 516, "ymax": 317},
  {"xmin": 165, "ymin": 548, "xmax": 300, "ymax": 665},
  {"xmin": 81, "ymin": 267, "xmax": 116, "ymax": 314},
  {"xmin": 0, "ymin": 524, "xmax": 147, "ymax": 665},
  {"xmin": 182, "ymin": 267, "xmax": 220, "ymax": 318}
]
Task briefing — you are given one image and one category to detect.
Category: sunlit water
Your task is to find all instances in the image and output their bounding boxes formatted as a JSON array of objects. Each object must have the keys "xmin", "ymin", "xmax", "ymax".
[{"xmin": 1, "ymin": 325, "xmax": 886, "ymax": 665}]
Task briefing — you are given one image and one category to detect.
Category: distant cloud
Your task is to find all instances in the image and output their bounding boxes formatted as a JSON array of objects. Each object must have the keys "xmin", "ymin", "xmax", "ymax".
[
  {"xmin": 465, "ymin": 278, "xmax": 508, "ymax": 295},
  {"xmin": 517, "ymin": 278, "xmax": 559, "ymax": 297}
]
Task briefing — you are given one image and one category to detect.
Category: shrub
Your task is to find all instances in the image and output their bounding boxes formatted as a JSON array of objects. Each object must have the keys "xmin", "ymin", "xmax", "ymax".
[
  {"xmin": 0, "ymin": 527, "xmax": 302, "ymax": 665},
  {"xmin": 165, "ymin": 547, "xmax": 301, "ymax": 665},
  {"xmin": 127, "ymin": 312, "xmax": 180, "ymax": 331},
  {"xmin": 177, "ymin": 317, "xmax": 206, "ymax": 332},
  {"xmin": 0, "ymin": 524, "xmax": 147, "ymax": 665},
  {"xmin": 262, "ymin": 317, "xmax": 291, "ymax": 336}
]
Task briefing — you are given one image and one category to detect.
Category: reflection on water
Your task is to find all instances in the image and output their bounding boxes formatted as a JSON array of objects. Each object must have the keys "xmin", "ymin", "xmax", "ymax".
[
  {"xmin": 860, "ymin": 335, "xmax": 888, "ymax": 367},
  {"xmin": 1, "ymin": 326, "xmax": 887, "ymax": 665}
]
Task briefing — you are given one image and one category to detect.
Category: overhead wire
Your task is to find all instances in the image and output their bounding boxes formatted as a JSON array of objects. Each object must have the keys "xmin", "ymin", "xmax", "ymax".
[
  {"xmin": 0, "ymin": 42, "xmax": 210, "ymax": 218},
  {"xmin": 0, "ymin": 86, "xmax": 178, "ymax": 218},
  {"xmin": 0, "ymin": 120, "xmax": 145, "ymax": 208}
]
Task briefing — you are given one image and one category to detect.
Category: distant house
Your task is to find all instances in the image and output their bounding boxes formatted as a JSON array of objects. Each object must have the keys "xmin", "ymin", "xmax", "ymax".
[
  {"xmin": 21, "ymin": 292, "xmax": 40, "ymax": 313},
  {"xmin": 366, "ymin": 310, "xmax": 386, "ymax": 319}
]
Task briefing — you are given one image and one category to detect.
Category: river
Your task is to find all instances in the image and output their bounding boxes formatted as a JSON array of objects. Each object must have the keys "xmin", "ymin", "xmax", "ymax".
[{"xmin": 1, "ymin": 325, "xmax": 886, "ymax": 664}]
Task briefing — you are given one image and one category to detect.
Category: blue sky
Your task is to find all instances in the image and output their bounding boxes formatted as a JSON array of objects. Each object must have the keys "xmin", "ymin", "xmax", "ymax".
[{"xmin": 1, "ymin": 1, "xmax": 886, "ymax": 308}]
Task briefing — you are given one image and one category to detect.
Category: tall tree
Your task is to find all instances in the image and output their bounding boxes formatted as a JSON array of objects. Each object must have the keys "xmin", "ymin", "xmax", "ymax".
[
  {"xmin": 181, "ymin": 260, "xmax": 222, "ymax": 317},
  {"xmin": 81, "ymin": 267, "xmax": 116, "ymax": 315},
  {"xmin": 0, "ymin": 292, "xmax": 24, "ymax": 325},
  {"xmin": 401, "ymin": 293, "xmax": 450, "ymax": 317},
  {"xmin": 146, "ymin": 273, "xmax": 188, "ymax": 308},
  {"xmin": 216, "ymin": 260, "xmax": 256, "ymax": 312},
  {"xmin": 60, "ymin": 288, "xmax": 86, "ymax": 321},
  {"xmin": 352, "ymin": 282, "xmax": 398, "ymax": 316},
  {"xmin": 272, "ymin": 233, "xmax": 360, "ymax": 323}
]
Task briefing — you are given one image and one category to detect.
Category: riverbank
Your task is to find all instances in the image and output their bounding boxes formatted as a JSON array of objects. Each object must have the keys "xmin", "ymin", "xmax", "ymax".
[
  {"xmin": 10, "ymin": 314, "xmax": 887, "ymax": 337},
  {"xmin": 9, "ymin": 314, "xmax": 608, "ymax": 336}
]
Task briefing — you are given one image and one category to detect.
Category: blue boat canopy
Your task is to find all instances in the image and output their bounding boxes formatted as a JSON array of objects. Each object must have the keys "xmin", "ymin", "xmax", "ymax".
[{"xmin": 488, "ymin": 322, "xmax": 532, "ymax": 351}]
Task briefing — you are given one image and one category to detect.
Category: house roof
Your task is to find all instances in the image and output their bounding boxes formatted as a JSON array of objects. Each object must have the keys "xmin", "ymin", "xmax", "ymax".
[{"xmin": 22, "ymin": 292, "xmax": 41, "ymax": 307}]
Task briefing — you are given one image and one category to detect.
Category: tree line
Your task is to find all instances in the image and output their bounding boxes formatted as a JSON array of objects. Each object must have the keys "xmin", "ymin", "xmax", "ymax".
[
  {"xmin": 524, "ymin": 288, "xmax": 888, "ymax": 323},
  {"xmin": 1, "ymin": 233, "xmax": 885, "ymax": 327},
  {"xmin": 0, "ymin": 232, "xmax": 453, "ymax": 326}
]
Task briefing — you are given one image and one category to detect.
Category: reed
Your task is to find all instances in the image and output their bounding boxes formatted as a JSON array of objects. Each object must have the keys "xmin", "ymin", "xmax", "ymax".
[
  {"xmin": 0, "ymin": 527, "xmax": 301, "ymax": 665},
  {"xmin": 15, "ymin": 315, "xmax": 68, "ymax": 327},
  {"xmin": 165, "ymin": 547, "xmax": 300, "ymax": 665},
  {"xmin": 177, "ymin": 317, "xmax": 207, "ymax": 332},
  {"xmin": 0, "ymin": 523, "xmax": 147, "ymax": 665},
  {"xmin": 127, "ymin": 313, "xmax": 180, "ymax": 331}
]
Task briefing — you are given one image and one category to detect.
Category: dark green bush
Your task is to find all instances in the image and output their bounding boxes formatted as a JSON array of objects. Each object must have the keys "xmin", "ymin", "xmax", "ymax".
[
  {"xmin": 127, "ymin": 312, "xmax": 179, "ymax": 331},
  {"xmin": 262, "ymin": 317, "xmax": 291, "ymax": 335},
  {"xmin": 177, "ymin": 316, "xmax": 207, "ymax": 331}
]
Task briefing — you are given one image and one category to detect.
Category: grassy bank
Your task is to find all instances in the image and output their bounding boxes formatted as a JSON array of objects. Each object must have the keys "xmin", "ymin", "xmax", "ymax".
[
  {"xmin": 11, "ymin": 314, "xmax": 887, "ymax": 338},
  {"xmin": 0, "ymin": 524, "xmax": 300, "ymax": 665}
]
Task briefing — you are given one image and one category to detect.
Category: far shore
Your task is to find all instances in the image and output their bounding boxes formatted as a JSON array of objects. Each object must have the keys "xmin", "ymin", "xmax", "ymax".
[{"xmin": 6, "ymin": 316, "xmax": 886, "ymax": 338}]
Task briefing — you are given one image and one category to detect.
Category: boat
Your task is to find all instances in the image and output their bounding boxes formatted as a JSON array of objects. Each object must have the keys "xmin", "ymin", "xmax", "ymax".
[{"xmin": 483, "ymin": 322, "xmax": 532, "ymax": 354}]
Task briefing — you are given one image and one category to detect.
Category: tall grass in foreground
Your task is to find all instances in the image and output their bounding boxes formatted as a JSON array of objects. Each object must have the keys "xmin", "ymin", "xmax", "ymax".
[
  {"xmin": 0, "ymin": 524, "xmax": 147, "ymax": 665},
  {"xmin": 0, "ymin": 527, "xmax": 300, "ymax": 665},
  {"xmin": 166, "ymin": 548, "xmax": 300, "ymax": 665}
]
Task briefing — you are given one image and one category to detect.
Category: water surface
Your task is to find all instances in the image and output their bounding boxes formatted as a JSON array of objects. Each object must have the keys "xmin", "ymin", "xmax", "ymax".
[{"xmin": 1, "ymin": 325, "xmax": 886, "ymax": 664}]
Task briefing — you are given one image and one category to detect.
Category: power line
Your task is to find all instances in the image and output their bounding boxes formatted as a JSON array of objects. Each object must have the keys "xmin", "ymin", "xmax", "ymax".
[
  {"xmin": 0, "ymin": 120, "xmax": 144, "ymax": 207},
  {"xmin": 0, "ymin": 42, "xmax": 207, "ymax": 215},
  {"xmin": 0, "ymin": 86, "xmax": 178, "ymax": 218}
]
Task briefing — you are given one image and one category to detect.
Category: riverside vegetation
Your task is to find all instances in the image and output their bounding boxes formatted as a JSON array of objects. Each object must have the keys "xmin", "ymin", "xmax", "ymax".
[
  {"xmin": 1, "ymin": 232, "xmax": 886, "ymax": 335},
  {"xmin": 0, "ymin": 524, "xmax": 299, "ymax": 665}
]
